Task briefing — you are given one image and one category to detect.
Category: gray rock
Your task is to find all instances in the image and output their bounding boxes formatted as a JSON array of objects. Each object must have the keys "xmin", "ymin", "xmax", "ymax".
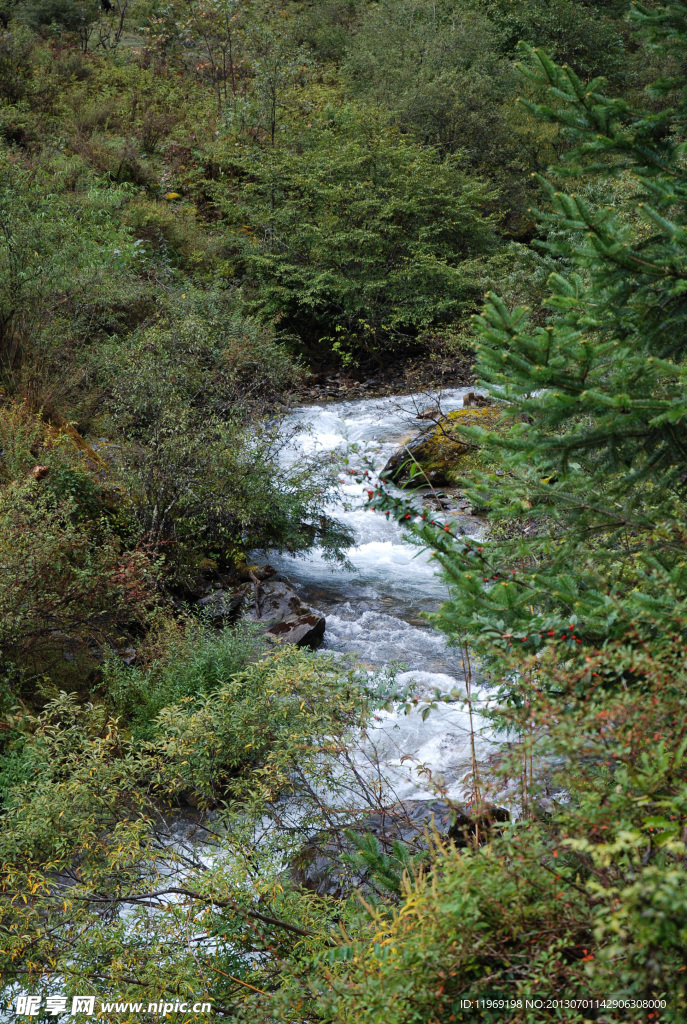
[
  {"xmin": 245, "ymin": 581, "xmax": 326, "ymax": 650},
  {"xmin": 245, "ymin": 581, "xmax": 312, "ymax": 623},
  {"xmin": 291, "ymin": 799, "xmax": 510, "ymax": 897},
  {"xmin": 250, "ymin": 564, "xmax": 278, "ymax": 582},
  {"xmin": 267, "ymin": 612, "xmax": 326, "ymax": 649}
]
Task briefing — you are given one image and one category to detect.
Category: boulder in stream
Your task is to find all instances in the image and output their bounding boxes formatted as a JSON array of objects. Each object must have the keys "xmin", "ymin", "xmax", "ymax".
[
  {"xmin": 196, "ymin": 578, "xmax": 325, "ymax": 648},
  {"xmin": 246, "ymin": 580, "xmax": 311, "ymax": 622},
  {"xmin": 463, "ymin": 391, "xmax": 493, "ymax": 408},
  {"xmin": 384, "ymin": 406, "xmax": 501, "ymax": 487},
  {"xmin": 197, "ymin": 589, "xmax": 245, "ymax": 622},
  {"xmin": 246, "ymin": 580, "xmax": 326, "ymax": 650},
  {"xmin": 266, "ymin": 613, "xmax": 325, "ymax": 648}
]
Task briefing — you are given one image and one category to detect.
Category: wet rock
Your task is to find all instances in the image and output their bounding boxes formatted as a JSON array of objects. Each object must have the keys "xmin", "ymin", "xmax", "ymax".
[
  {"xmin": 246, "ymin": 581, "xmax": 311, "ymax": 623},
  {"xmin": 463, "ymin": 391, "xmax": 493, "ymax": 408},
  {"xmin": 384, "ymin": 406, "xmax": 500, "ymax": 487},
  {"xmin": 196, "ymin": 565, "xmax": 277, "ymax": 622},
  {"xmin": 369, "ymin": 799, "xmax": 508, "ymax": 849},
  {"xmin": 421, "ymin": 495, "xmax": 440, "ymax": 511},
  {"xmin": 421, "ymin": 489, "xmax": 469, "ymax": 512},
  {"xmin": 267, "ymin": 612, "xmax": 326, "ymax": 648},
  {"xmin": 245, "ymin": 581, "xmax": 326, "ymax": 650},
  {"xmin": 416, "ymin": 405, "xmax": 440, "ymax": 420},
  {"xmin": 291, "ymin": 799, "xmax": 510, "ymax": 897},
  {"xmin": 244, "ymin": 563, "xmax": 277, "ymax": 583},
  {"xmin": 383, "ymin": 429, "xmax": 454, "ymax": 487},
  {"xmin": 448, "ymin": 802, "xmax": 510, "ymax": 843}
]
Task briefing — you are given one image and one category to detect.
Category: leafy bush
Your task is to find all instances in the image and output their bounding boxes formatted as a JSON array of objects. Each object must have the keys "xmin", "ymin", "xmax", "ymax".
[
  {"xmin": 103, "ymin": 619, "xmax": 264, "ymax": 735},
  {"xmin": 0, "ymin": 26, "xmax": 35, "ymax": 102},
  {"xmin": 344, "ymin": 0, "xmax": 513, "ymax": 162},
  {"xmin": 151, "ymin": 644, "xmax": 375, "ymax": 807},
  {"xmin": 14, "ymin": 0, "xmax": 100, "ymax": 34},
  {"xmin": 0, "ymin": 647, "xmax": 376, "ymax": 1003},
  {"xmin": 96, "ymin": 304, "xmax": 347, "ymax": 585},
  {"xmin": 0, "ymin": 153, "xmax": 152, "ymax": 410},
  {"xmin": 0, "ymin": 480, "xmax": 152, "ymax": 680},
  {"xmin": 0, "ymin": 402, "xmax": 153, "ymax": 681}
]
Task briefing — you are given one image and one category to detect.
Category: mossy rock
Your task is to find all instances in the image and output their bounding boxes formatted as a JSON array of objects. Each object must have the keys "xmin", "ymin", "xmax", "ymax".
[{"xmin": 384, "ymin": 406, "xmax": 501, "ymax": 487}]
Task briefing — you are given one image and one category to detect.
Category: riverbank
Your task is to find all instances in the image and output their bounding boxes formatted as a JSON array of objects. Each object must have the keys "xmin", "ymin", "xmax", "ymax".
[{"xmin": 292, "ymin": 347, "xmax": 476, "ymax": 403}]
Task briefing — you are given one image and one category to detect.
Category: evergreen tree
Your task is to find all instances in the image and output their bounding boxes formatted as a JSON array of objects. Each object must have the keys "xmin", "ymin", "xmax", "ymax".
[
  {"xmin": 373, "ymin": 2, "xmax": 687, "ymax": 680},
  {"xmin": 233, "ymin": 106, "xmax": 498, "ymax": 363}
]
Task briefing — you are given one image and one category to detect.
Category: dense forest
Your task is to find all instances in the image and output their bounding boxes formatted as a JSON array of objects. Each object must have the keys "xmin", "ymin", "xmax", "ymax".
[{"xmin": 1, "ymin": 0, "xmax": 687, "ymax": 1019}]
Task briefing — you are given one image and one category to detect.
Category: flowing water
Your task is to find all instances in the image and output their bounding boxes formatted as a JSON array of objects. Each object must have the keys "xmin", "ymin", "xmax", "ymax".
[{"xmin": 268, "ymin": 389, "xmax": 495, "ymax": 803}]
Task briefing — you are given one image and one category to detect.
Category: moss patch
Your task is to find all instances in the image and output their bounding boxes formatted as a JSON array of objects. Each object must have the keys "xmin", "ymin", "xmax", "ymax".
[{"xmin": 387, "ymin": 406, "xmax": 502, "ymax": 486}]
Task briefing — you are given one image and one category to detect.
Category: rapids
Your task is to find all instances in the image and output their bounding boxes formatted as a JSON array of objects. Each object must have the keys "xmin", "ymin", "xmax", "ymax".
[{"xmin": 269, "ymin": 389, "xmax": 494, "ymax": 803}]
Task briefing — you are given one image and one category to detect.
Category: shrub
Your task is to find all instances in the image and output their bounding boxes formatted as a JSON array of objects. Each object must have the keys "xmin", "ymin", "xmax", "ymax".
[
  {"xmin": 14, "ymin": 0, "xmax": 100, "ymax": 36},
  {"xmin": 0, "ymin": 402, "xmax": 152, "ymax": 681},
  {"xmin": 234, "ymin": 105, "xmax": 498, "ymax": 363},
  {"xmin": 0, "ymin": 480, "xmax": 152, "ymax": 680},
  {"xmin": 102, "ymin": 620, "xmax": 264, "ymax": 736},
  {"xmin": 96, "ymin": 305, "xmax": 347, "ymax": 586}
]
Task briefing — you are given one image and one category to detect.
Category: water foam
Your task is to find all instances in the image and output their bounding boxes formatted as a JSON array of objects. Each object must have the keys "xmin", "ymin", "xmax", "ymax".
[{"xmin": 269, "ymin": 388, "xmax": 493, "ymax": 802}]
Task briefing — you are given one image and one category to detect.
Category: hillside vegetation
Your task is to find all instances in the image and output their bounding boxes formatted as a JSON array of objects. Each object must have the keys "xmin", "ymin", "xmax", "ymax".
[{"xmin": 1, "ymin": 0, "xmax": 687, "ymax": 1021}]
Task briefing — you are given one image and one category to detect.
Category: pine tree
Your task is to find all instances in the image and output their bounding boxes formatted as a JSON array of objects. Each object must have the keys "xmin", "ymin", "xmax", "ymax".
[{"xmin": 373, "ymin": 2, "xmax": 687, "ymax": 679}]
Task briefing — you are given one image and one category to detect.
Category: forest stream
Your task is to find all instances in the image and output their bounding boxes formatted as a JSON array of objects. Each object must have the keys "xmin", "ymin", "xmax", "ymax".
[{"xmin": 267, "ymin": 388, "xmax": 494, "ymax": 803}]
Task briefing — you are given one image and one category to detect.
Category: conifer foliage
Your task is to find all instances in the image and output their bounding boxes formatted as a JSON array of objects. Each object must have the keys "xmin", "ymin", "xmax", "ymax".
[{"xmin": 374, "ymin": 3, "xmax": 687, "ymax": 667}]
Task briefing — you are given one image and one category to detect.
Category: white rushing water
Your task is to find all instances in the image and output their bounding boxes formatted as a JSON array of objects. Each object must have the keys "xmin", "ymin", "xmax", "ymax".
[{"xmin": 268, "ymin": 389, "xmax": 495, "ymax": 803}]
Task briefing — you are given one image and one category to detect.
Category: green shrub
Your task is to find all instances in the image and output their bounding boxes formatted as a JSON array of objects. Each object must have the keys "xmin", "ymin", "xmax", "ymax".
[
  {"xmin": 13, "ymin": 0, "xmax": 99, "ymax": 32},
  {"xmin": 0, "ymin": 648, "xmax": 376, "ymax": 1002},
  {"xmin": 234, "ymin": 105, "xmax": 498, "ymax": 362},
  {"xmin": 95, "ymin": 305, "xmax": 347, "ymax": 586},
  {"xmin": 0, "ymin": 402, "xmax": 152, "ymax": 679},
  {"xmin": 103, "ymin": 620, "xmax": 264, "ymax": 735},
  {"xmin": 0, "ymin": 480, "xmax": 153, "ymax": 680},
  {"xmin": 0, "ymin": 26, "xmax": 35, "ymax": 102}
]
